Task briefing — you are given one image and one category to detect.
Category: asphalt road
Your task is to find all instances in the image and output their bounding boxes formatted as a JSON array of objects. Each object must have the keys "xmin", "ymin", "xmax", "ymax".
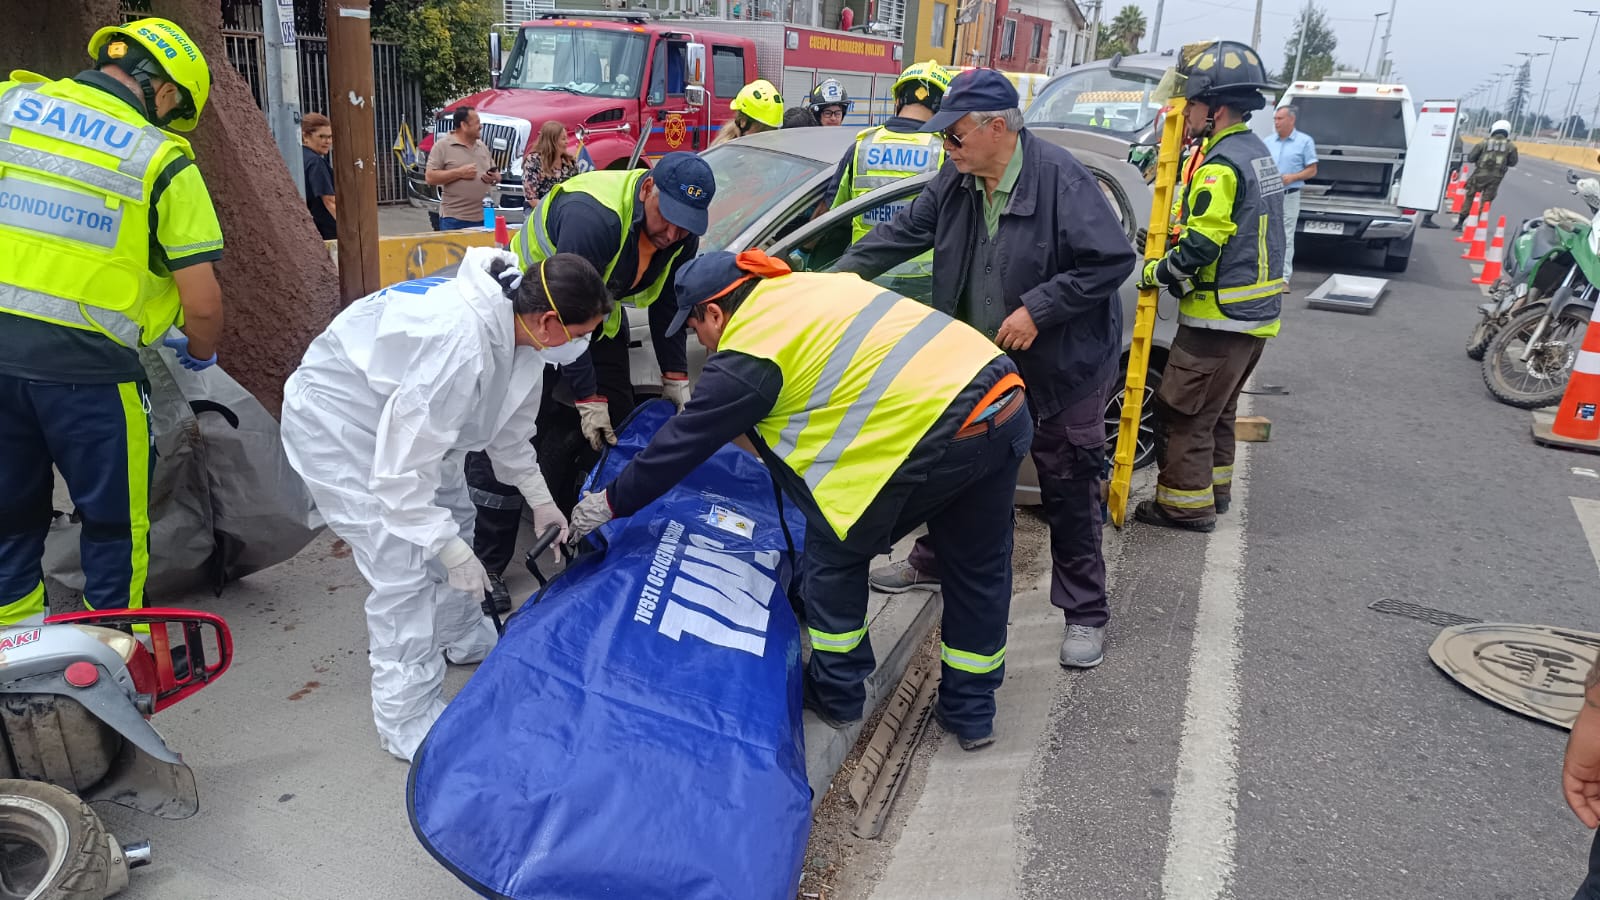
[{"xmin": 828, "ymin": 156, "xmax": 1600, "ymax": 900}]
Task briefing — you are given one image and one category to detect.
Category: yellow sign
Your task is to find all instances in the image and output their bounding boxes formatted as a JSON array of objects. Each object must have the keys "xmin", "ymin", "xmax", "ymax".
[
  {"xmin": 807, "ymin": 34, "xmax": 887, "ymax": 58},
  {"xmin": 664, "ymin": 113, "xmax": 687, "ymax": 149}
]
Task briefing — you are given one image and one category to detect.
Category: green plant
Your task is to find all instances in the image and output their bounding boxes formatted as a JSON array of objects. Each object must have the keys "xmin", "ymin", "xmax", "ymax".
[{"xmin": 376, "ymin": 0, "xmax": 496, "ymax": 112}]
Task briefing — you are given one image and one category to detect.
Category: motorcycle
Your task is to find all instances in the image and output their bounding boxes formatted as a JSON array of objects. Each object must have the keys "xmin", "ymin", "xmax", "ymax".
[{"xmin": 0, "ymin": 609, "xmax": 231, "ymax": 899}]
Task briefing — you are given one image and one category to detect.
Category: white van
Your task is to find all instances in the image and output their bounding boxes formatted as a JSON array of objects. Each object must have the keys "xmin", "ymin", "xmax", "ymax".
[{"xmin": 1279, "ymin": 80, "xmax": 1419, "ymax": 272}]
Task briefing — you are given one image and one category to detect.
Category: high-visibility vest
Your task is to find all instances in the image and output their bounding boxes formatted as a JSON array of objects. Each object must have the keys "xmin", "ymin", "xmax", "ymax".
[
  {"xmin": 1176, "ymin": 125, "xmax": 1284, "ymax": 338},
  {"xmin": 719, "ymin": 273, "xmax": 1002, "ymax": 539},
  {"xmin": 834, "ymin": 126, "xmax": 944, "ymax": 244},
  {"xmin": 515, "ymin": 168, "xmax": 686, "ymax": 339},
  {"xmin": 0, "ymin": 74, "xmax": 196, "ymax": 348}
]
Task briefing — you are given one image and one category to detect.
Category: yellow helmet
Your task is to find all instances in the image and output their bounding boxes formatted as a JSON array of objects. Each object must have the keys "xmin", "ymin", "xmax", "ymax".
[
  {"xmin": 892, "ymin": 60, "xmax": 953, "ymax": 111},
  {"xmin": 731, "ymin": 79, "xmax": 784, "ymax": 129},
  {"xmin": 88, "ymin": 17, "xmax": 211, "ymax": 132}
]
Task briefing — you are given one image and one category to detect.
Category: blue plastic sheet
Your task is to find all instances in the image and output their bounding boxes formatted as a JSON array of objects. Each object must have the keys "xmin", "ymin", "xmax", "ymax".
[{"xmin": 409, "ymin": 400, "xmax": 811, "ymax": 899}]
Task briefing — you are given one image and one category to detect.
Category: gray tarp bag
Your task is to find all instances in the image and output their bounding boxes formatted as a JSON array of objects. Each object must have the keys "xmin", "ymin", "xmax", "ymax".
[{"xmin": 45, "ymin": 345, "xmax": 323, "ymax": 599}]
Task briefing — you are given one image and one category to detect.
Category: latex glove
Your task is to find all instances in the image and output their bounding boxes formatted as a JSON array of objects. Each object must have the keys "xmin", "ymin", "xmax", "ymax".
[
  {"xmin": 661, "ymin": 374, "xmax": 691, "ymax": 410},
  {"xmin": 530, "ymin": 502, "xmax": 569, "ymax": 546},
  {"xmin": 437, "ymin": 536, "xmax": 489, "ymax": 595},
  {"xmin": 568, "ymin": 490, "xmax": 615, "ymax": 547},
  {"xmin": 576, "ymin": 397, "xmax": 617, "ymax": 451},
  {"xmin": 163, "ymin": 335, "xmax": 217, "ymax": 371}
]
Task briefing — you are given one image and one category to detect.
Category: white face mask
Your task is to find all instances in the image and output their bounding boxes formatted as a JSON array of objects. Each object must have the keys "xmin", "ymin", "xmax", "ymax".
[{"xmin": 540, "ymin": 333, "xmax": 591, "ymax": 366}]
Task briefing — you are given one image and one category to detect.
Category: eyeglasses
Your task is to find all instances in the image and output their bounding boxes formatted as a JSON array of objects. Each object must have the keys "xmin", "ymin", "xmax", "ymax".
[{"xmin": 940, "ymin": 117, "xmax": 990, "ymax": 148}]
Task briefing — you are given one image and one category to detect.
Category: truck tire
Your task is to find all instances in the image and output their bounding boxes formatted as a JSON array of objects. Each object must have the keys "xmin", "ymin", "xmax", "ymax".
[
  {"xmin": 1383, "ymin": 244, "xmax": 1412, "ymax": 272},
  {"xmin": 0, "ymin": 779, "xmax": 112, "ymax": 900}
]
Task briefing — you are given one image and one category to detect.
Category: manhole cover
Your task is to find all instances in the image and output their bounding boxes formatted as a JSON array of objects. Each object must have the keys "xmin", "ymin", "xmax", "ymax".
[{"xmin": 1429, "ymin": 623, "xmax": 1600, "ymax": 729}]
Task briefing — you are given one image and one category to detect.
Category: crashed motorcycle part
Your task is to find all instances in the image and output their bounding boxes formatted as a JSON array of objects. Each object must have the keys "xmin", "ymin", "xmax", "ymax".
[
  {"xmin": 1430, "ymin": 623, "xmax": 1600, "ymax": 729},
  {"xmin": 849, "ymin": 661, "xmax": 938, "ymax": 840},
  {"xmin": 0, "ymin": 778, "xmax": 120, "ymax": 900}
]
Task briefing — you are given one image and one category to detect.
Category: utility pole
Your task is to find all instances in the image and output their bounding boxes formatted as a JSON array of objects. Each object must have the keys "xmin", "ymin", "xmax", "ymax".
[
  {"xmin": 1149, "ymin": 0, "xmax": 1165, "ymax": 53},
  {"xmin": 1290, "ymin": 0, "xmax": 1310, "ymax": 83},
  {"xmin": 1085, "ymin": 0, "xmax": 1101, "ymax": 61},
  {"xmin": 1362, "ymin": 12, "xmax": 1387, "ymax": 79},
  {"xmin": 326, "ymin": 0, "xmax": 380, "ymax": 305},
  {"xmin": 1251, "ymin": 0, "xmax": 1263, "ymax": 48},
  {"xmin": 261, "ymin": 0, "xmax": 304, "ymax": 196},
  {"xmin": 1538, "ymin": 34, "xmax": 1578, "ymax": 138},
  {"xmin": 1566, "ymin": 10, "xmax": 1600, "ymax": 141},
  {"xmin": 1376, "ymin": 0, "xmax": 1397, "ymax": 80}
]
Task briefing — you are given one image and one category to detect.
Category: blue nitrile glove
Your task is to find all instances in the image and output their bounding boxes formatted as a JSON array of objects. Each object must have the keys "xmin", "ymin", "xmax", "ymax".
[{"xmin": 163, "ymin": 336, "xmax": 217, "ymax": 371}]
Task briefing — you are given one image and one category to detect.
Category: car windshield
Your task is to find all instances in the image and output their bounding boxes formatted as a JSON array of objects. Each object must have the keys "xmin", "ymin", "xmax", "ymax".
[
  {"xmin": 1026, "ymin": 67, "xmax": 1163, "ymax": 135},
  {"xmin": 500, "ymin": 26, "xmax": 647, "ymax": 99},
  {"xmin": 1290, "ymin": 97, "xmax": 1408, "ymax": 149},
  {"xmin": 699, "ymin": 143, "xmax": 829, "ymax": 252}
]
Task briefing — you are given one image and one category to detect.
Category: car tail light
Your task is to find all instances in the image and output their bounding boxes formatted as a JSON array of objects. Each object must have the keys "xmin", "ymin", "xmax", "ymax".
[{"xmin": 1339, "ymin": 86, "xmax": 1359, "ymax": 94}]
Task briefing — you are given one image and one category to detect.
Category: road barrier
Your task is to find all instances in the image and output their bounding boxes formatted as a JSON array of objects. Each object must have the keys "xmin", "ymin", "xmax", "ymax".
[{"xmin": 1463, "ymin": 136, "xmax": 1600, "ymax": 171}]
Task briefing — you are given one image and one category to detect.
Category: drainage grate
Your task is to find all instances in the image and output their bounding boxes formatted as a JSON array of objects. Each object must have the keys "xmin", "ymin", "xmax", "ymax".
[{"xmin": 1368, "ymin": 599, "xmax": 1483, "ymax": 628}]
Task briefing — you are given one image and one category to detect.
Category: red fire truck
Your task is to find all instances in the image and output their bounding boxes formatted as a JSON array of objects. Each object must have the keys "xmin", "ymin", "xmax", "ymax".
[{"xmin": 407, "ymin": 9, "xmax": 905, "ymax": 215}]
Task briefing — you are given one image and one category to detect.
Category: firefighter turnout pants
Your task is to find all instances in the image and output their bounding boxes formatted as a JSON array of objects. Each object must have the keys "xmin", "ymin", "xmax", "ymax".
[
  {"xmin": 0, "ymin": 374, "xmax": 153, "ymax": 624},
  {"xmin": 1153, "ymin": 326, "xmax": 1265, "ymax": 524},
  {"xmin": 804, "ymin": 397, "xmax": 1032, "ymax": 740}
]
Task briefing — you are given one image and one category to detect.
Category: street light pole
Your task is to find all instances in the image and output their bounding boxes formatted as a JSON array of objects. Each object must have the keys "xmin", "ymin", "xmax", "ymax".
[
  {"xmin": 1291, "ymin": 0, "xmax": 1310, "ymax": 82},
  {"xmin": 1251, "ymin": 0, "xmax": 1263, "ymax": 48},
  {"xmin": 1376, "ymin": 0, "xmax": 1397, "ymax": 80},
  {"xmin": 1150, "ymin": 0, "xmax": 1166, "ymax": 52},
  {"xmin": 1363, "ymin": 11, "xmax": 1388, "ymax": 79},
  {"xmin": 1566, "ymin": 11, "xmax": 1600, "ymax": 141},
  {"xmin": 1517, "ymin": 50, "xmax": 1550, "ymax": 135},
  {"xmin": 1538, "ymin": 35, "xmax": 1578, "ymax": 137}
]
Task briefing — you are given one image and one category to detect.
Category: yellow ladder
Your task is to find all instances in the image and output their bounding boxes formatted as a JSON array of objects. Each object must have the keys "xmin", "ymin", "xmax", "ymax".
[{"xmin": 1108, "ymin": 100, "xmax": 1186, "ymax": 528}]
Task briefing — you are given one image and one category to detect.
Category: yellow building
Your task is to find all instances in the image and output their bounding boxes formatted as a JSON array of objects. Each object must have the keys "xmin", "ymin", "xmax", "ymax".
[{"xmin": 904, "ymin": 0, "xmax": 958, "ymax": 67}]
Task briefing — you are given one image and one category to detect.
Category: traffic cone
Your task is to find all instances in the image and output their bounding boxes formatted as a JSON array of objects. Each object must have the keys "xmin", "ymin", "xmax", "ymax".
[
  {"xmin": 1473, "ymin": 216, "xmax": 1507, "ymax": 285},
  {"xmin": 1456, "ymin": 198, "xmax": 1482, "ymax": 242},
  {"xmin": 1450, "ymin": 175, "xmax": 1467, "ymax": 214},
  {"xmin": 1462, "ymin": 207, "xmax": 1490, "ymax": 260},
  {"xmin": 1552, "ymin": 313, "xmax": 1600, "ymax": 441}
]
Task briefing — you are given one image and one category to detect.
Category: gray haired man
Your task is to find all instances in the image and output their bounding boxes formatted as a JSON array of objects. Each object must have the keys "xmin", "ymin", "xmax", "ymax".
[{"xmin": 1265, "ymin": 106, "xmax": 1317, "ymax": 287}]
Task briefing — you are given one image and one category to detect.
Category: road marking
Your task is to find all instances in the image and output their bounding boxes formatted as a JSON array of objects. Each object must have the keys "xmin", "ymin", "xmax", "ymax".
[
  {"xmin": 1572, "ymin": 497, "xmax": 1600, "ymax": 579},
  {"xmin": 1545, "ymin": 178, "xmax": 1556, "ymax": 185},
  {"xmin": 1160, "ymin": 401, "xmax": 1252, "ymax": 900}
]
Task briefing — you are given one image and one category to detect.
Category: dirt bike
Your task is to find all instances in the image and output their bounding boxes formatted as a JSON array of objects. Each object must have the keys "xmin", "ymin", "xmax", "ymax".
[
  {"xmin": 1467, "ymin": 173, "xmax": 1600, "ymax": 362},
  {"xmin": 0, "ymin": 609, "xmax": 231, "ymax": 899}
]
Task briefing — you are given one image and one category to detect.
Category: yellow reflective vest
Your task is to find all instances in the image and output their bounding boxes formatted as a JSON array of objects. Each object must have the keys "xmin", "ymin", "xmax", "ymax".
[
  {"xmin": 515, "ymin": 168, "xmax": 686, "ymax": 340},
  {"xmin": 833, "ymin": 126, "xmax": 944, "ymax": 243},
  {"xmin": 0, "ymin": 73, "xmax": 198, "ymax": 347},
  {"xmin": 719, "ymin": 273, "xmax": 1002, "ymax": 539}
]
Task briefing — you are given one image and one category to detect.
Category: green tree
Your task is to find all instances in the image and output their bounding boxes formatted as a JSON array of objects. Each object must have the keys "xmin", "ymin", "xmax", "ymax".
[
  {"xmin": 1278, "ymin": 4, "xmax": 1338, "ymax": 83},
  {"xmin": 1111, "ymin": 5, "xmax": 1148, "ymax": 54},
  {"xmin": 1094, "ymin": 24, "xmax": 1131, "ymax": 60},
  {"xmin": 376, "ymin": 0, "xmax": 496, "ymax": 112},
  {"xmin": 1507, "ymin": 60, "xmax": 1532, "ymax": 130}
]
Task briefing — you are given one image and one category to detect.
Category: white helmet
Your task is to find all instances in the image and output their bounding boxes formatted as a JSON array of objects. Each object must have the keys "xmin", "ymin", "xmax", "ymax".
[{"xmin": 1491, "ymin": 119, "xmax": 1512, "ymax": 136}]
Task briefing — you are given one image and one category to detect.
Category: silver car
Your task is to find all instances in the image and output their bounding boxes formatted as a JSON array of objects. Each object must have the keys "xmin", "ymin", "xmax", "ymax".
[{"xmin": 604, "ymin": 125, "xmax": 1175, "ymax": 506}]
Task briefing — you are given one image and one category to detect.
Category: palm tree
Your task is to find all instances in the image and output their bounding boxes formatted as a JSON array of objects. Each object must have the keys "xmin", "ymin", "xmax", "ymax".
[{"xmin": 1111, "ymin": 4, "xmax": 1148, "ymax": 54}]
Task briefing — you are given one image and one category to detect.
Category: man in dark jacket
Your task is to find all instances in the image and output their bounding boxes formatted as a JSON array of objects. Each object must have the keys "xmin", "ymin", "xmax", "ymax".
[{"xmin": 832, "ymin": 69, "xmax": 1138, "ymax": 670}]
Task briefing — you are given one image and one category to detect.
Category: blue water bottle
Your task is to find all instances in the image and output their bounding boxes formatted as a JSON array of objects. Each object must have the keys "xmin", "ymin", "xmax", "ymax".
[{"xmin": 482, "ymin": 196, "xmax": 495, "ymax": 229}]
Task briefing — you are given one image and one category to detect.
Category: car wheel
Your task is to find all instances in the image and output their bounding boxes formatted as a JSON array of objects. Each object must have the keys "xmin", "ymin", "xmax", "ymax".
[{"xmin": 1104, "ymin": 363, "xmax": 1162, "ymax": 470}]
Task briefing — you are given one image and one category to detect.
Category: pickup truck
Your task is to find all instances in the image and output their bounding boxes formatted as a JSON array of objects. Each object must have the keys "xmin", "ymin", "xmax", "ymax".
[{"xmin": 1281, "ymin": 80, "xmax": 1419, "ymax": 272}]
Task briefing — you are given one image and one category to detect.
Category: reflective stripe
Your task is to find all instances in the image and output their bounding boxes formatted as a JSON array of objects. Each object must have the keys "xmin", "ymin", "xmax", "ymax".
[
  {"xmin": 164, "ymin": 237, "xmax": 224, "ymax": 255},
  {"xmin": 1156, "ymin": 483, "xmax": 1214, "ymax": 509},
  {"xmin": 0, "ymin": 583, "xmax": 46, "ymax": 626},
  {"xmin": 1217, "ymin": 279, "xmax": 1285, "ymax": 302},
  {"xmin": 803, "ymin": 310, "xmax": 952, "ymax": 492},
  {"xmin": 1212, "ymin": 465, "xmax": 1233, "ymax": 485},
  {"xmin": 772, "ymin": 291, "xmax": 899, "ymax": 459},
  {"xmin": 1179, "ymin": 311, "xmax": 1273, "ymax": 333},
  {"xmin": 0, "ymin": 88, "xmax": 163, "ymax": 163},
  {"xmin": 117, "ymin": 382, "xmax": 151, "ymax": 612},
  {"xmin": 940, "ymin": 642, "xmax": 1006, "ymax": 674},
  {"xmin": 469, "ymin": 486, "xmax": 522, "ymax": 510},
  {"xmin": 809, "ymin": 621, "xmax": 867, "ymax": 652},
  {"xmin": 0, "ymin": 142, "xmax": 146, "ymax": 202},
  {"xmin": 0, "ymin": 283, "xmax": 141, "ymax": 346}
]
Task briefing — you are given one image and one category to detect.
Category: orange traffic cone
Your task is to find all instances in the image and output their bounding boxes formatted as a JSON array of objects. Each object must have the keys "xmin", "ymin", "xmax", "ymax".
[
  {"xmin": 1450, "ymin": 174, "xmax": 1468, "ymax": 214},
  {"xmin": 1552, "ymin": 313, "xmax": 1600, "ymax": 441},
  {"xmin": 1473, "ymin": 216, "xmax": 1507, "ymax": 285},
  {"xmin": 1462, "ymin": 207, "xmax": 1490, "ymax": 260},
  {"xmin": 1457, "ymin": 198, "xmax": 1482, "ymax": 242}
]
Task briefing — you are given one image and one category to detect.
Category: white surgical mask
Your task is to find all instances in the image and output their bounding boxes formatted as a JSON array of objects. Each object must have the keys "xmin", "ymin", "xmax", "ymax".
[{"xmin": 540, "ymin": 333, "xmax": 591, "ymax": 366}]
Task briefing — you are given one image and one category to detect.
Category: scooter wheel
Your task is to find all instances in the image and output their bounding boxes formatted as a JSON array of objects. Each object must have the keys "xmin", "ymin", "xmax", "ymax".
[{"xmin": 0, "ymin": 779, "xmax": 113, "ymax": 899}]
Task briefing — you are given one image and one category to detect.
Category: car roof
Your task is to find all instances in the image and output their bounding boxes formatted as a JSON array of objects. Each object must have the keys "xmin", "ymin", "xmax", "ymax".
[
  {"xmin": 723, "ymin": 125, "xmax": 869, "ymax": 164},
  {"xmin": 1051, "ymin": 51, "xmax": 1174, "ymax": 79}
]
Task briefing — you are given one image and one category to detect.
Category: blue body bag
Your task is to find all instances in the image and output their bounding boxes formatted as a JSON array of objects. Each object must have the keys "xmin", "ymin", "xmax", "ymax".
[{"xmin": 408, "ymin": 400, "xmax": 811, "ymax": 899}]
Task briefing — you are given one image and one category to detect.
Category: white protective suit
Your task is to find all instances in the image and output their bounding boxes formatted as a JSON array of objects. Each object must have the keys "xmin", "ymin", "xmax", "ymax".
[{"xmin": 281, "ymin": 248, "xmax": 557, "ymax": 761}]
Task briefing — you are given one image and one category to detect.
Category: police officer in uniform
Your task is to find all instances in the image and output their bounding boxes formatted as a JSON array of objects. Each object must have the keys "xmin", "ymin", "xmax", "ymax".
[
  {"xmin": 1135, "ymin": 40, "xmax": 1283, "ymax": 533},
  {"xmin": 0, "ymin": 18, "xmax": 223, "ymax": 625},
  {"xmin": 1454, "ymin": 119, "xmax": 1518, "ymax": 231},
  {"xmin": 463, "ymin": 153, "xmax": 715, "ymax": 602},
  {"xmin": 567, "ymin": 251, "xmax": 1032, "ymax": 751}
]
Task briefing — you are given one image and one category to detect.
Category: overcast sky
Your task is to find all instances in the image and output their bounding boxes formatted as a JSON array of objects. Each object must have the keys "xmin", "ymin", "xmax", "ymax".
[{"xmin": 1082, "ymin": 0, "xmax": 1600, "ymax": 119}]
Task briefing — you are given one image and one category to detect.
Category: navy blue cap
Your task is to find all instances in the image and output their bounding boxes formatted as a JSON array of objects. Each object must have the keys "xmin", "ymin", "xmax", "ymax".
[
  {"xmin": 666, "ymin": 249, "xmax": 791, "ymax": 336},
  {"xmin": 648, "ymin": 151, "xmax": 716, "ymax": 235},
  {"xmin": 920, "ymin": 68, "xmax": 1020, "ymax": 134}
]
